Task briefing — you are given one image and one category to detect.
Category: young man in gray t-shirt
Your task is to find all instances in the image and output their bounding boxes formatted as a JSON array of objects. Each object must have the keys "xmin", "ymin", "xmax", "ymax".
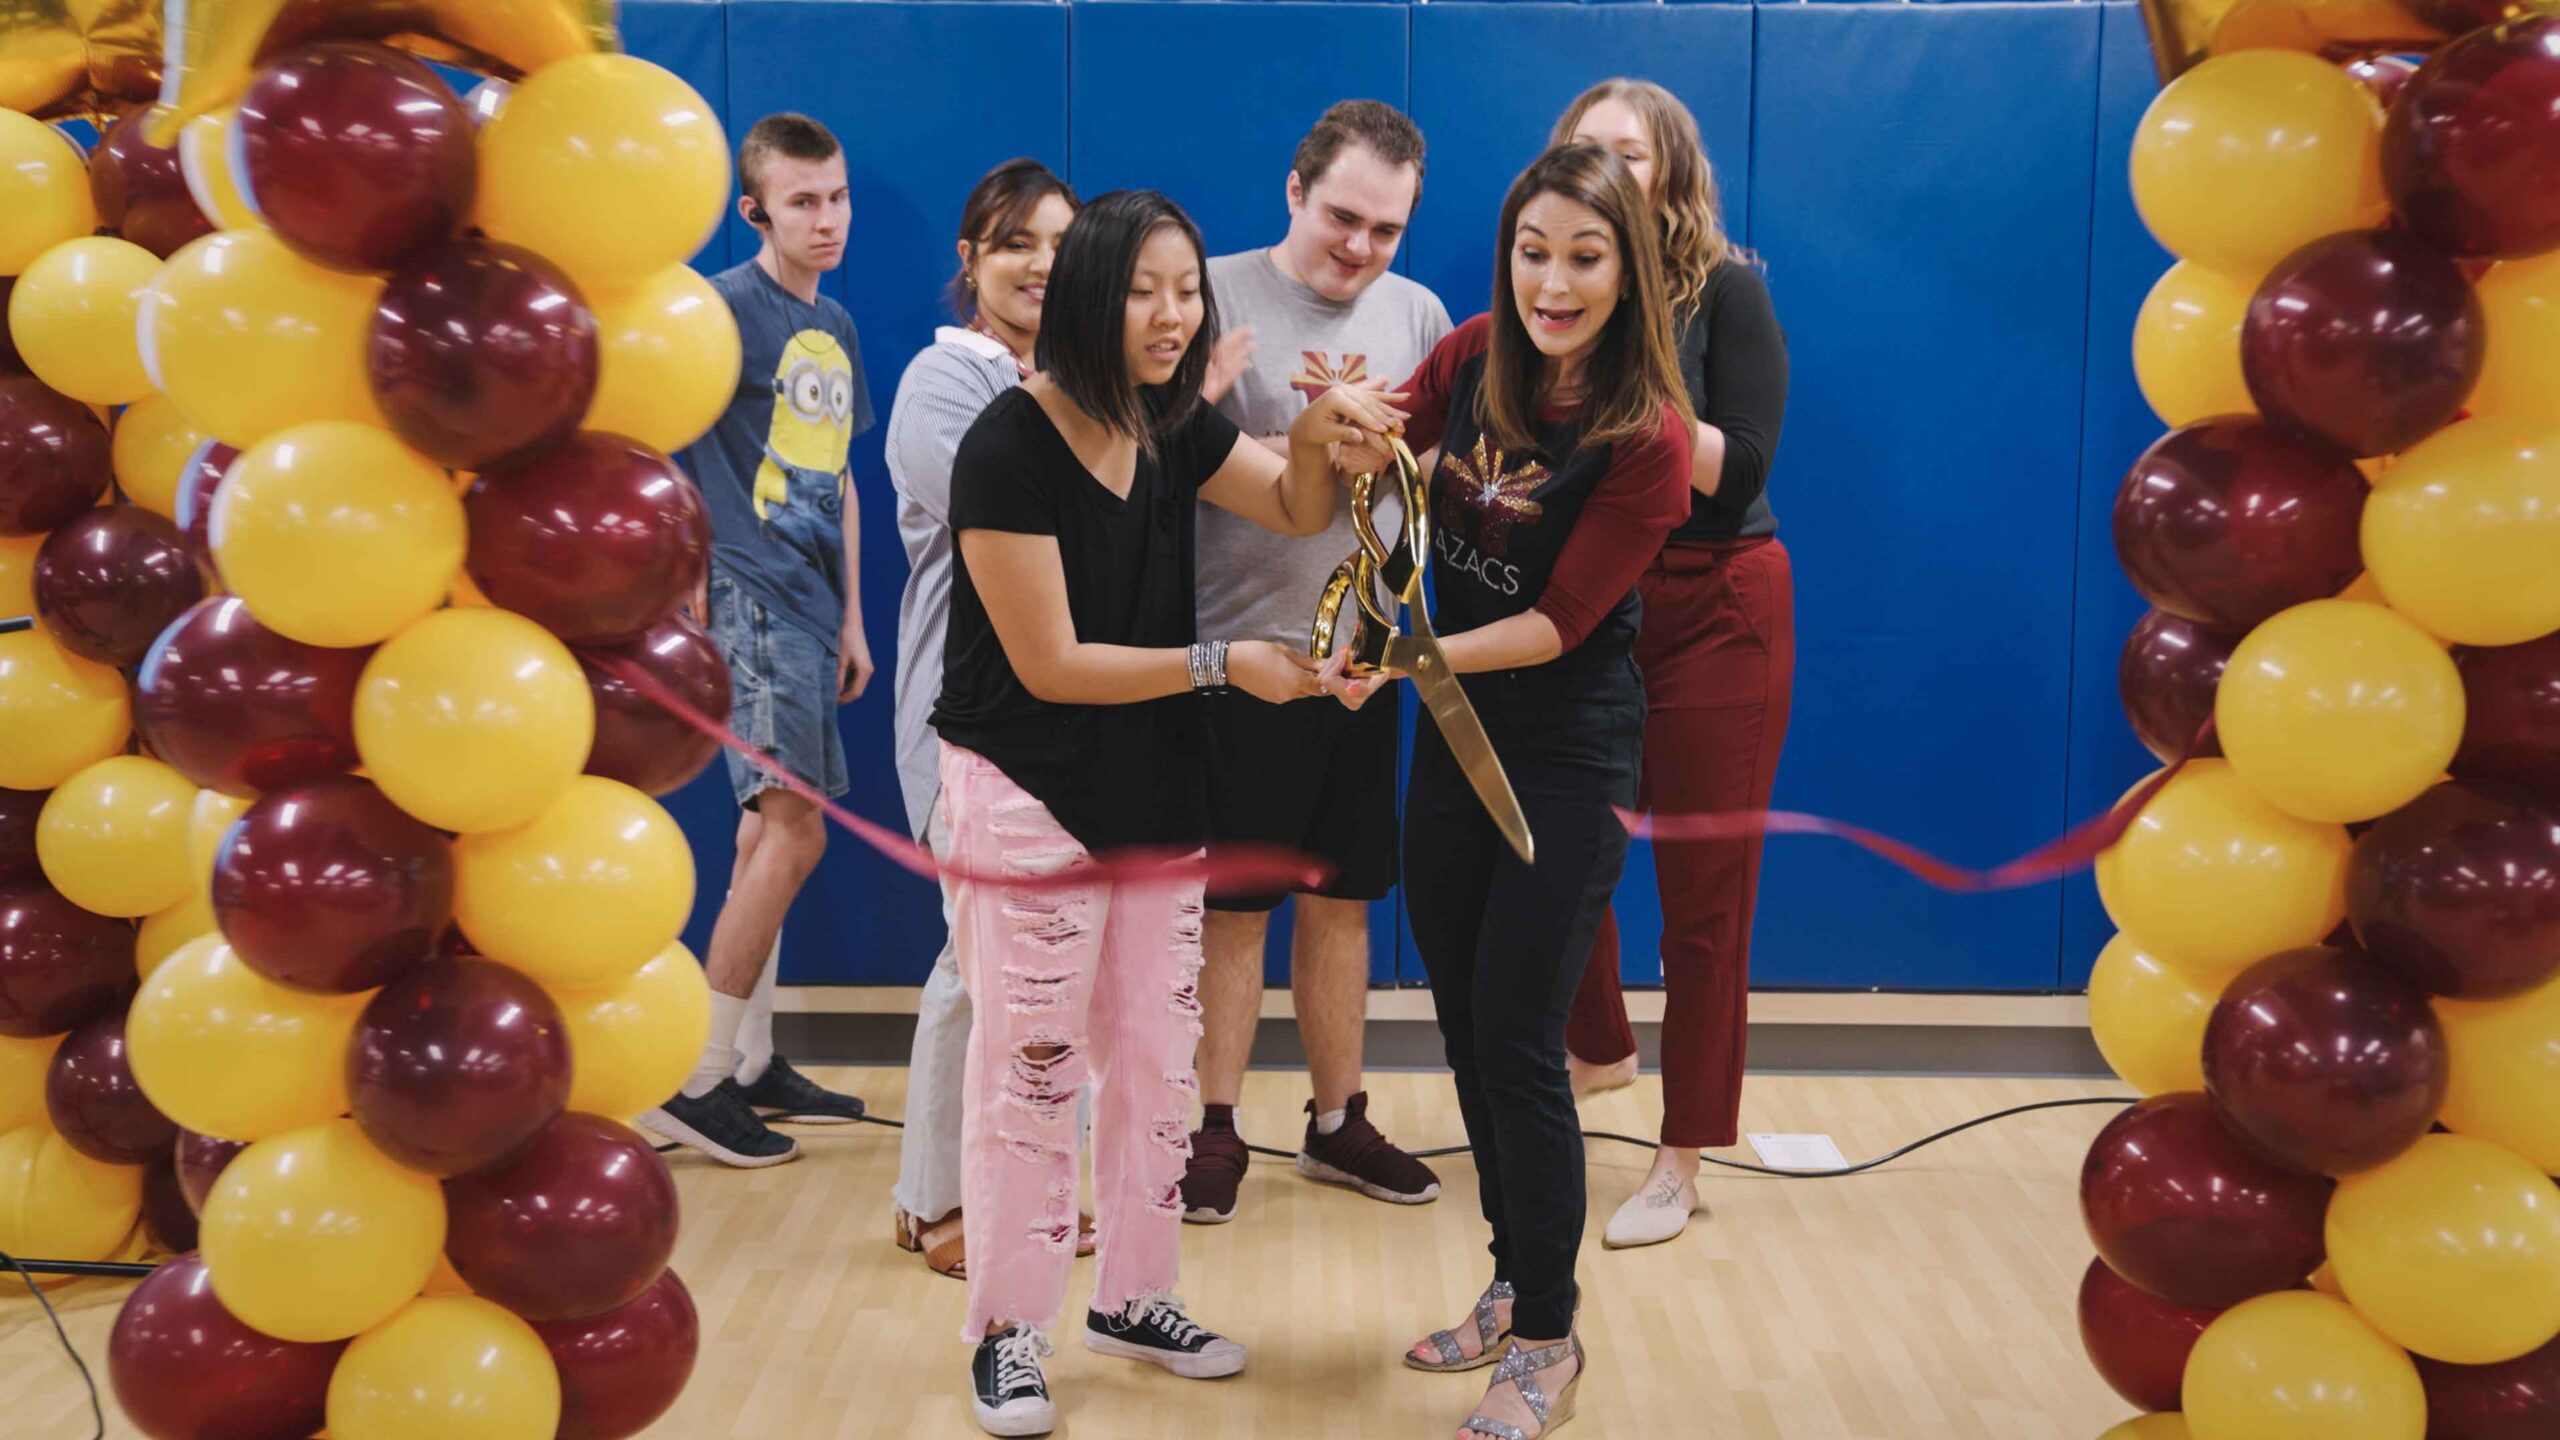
[{"xmin": 1184, "ymin": 101, "xmax": 1454, "ymax": 1223}]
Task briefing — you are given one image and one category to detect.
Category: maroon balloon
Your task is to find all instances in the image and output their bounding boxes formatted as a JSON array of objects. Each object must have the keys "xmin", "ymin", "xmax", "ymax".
[
  {"xmin": 2119, "ymin": 609, "xmax": 2237, "ymax": 764},
  {"xmin": 2203, "ymin": 946, "xmax": 2449, "ymax": 1176},
  {"xmin": 2080, "ymin": 1092, "xmax": 2333, "ymax": 1309},
  {"xmin": 135, "ymin": 597, "xmax": 368, "ymax": 798},
  {"xmin": 2078, "ymin": 1255, "xmax": 2220, "ymax": 1413},
  {"xmin": 2419, "ymin": 1332, "xmax": 2560, "ymax": 1440},
  {"xmin": 2350, "ymin": 781, "xmax": 2560, "ymax": 999},
  {"xmin": 2384, "ymin": 18, "xmax": 2560, "ymax": 260},
  {"xmin": 534, "ymin": 1269, "xmax": 701, "ymax": 1440},
  {"xmin": 2348, "ymin": 55, "xmax": 2421, "ymax": 108},
  {"xmin": 141, "ymin": 1155, "xmax": 198, "ymax": 1253},
  {"xmin": 2241, "ymin": 228, "xmax": 2483, "ymax": 457},
  {"xmin": 466, "ymin": 434, "xmax": 711, "ymax": 645},
  {"xmin": 445, "ymin": 1112, "xmax": 680, "ymax": 1322},
  {"xmin": 235, "ymin": 41, "xmax": 474, "ymax": 272},
  {"xmin": 0, "ymin": 277, "xmax": 22, "ymax": 376},
  {"xmin": 174, "ymin": 1129, "xmax": 247, "ymax": 1216},
  {"xmin": 2455, "ymin": 634, "xmax": 2560, "ymax": 803},
  {"xmin": 108, "ymin": 1251, "xmax": 344, "ymax": 1440},
  {"xmin": 168, "ymin": 439, "xmax": 236, "ymax": 589},
  {"xmin": 33, "ymin": 507, "xmax": 204, "ymax": 668},
  {"xmin": 89, "ymin": 108, "xmax": 214, "ymax": 260},
  {"xmin": 211, "ymin": 775, "xmax": 451, "ymax": 994},
  {"xmin": 0, "ymin": 788, "xmax": 40, "ymax": 883},
  {"xmin": 579, "ymin": 617, "xmax": 732, "ymax": 796},
  {"xmin": 0, "ymin": 376, "xmax": 112, "ymax": 537},
  {"xmin": 45, "ymin": 1011, "xmax": 176, "ymax": 1164},
  {"xmin": 2111, "ymin": 417, "xmax": 2369, "ymax": 629},
  {"xmin": 369, "ymin": 239, "xmax": 599, "ymax": 470},
  {"xmin": 0, "ymin": 881, "xmax": 138, "ymax": 1038},
  {"xmin": 349, "ymin": 957, "xmax": 570, "ymax": 1178}
]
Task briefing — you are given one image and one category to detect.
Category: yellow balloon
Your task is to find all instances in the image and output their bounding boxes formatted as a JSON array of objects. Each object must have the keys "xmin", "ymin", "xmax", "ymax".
[
  {"xmin": 2089, "ymin": 933, "xmax": 2217, "ymax": 1096},
  {"xmin": 212, "ymin": 422, "xmax": 465, "ymax": 649},
  {"xmin": 7, "ymin": 236, "xmax": 162, "ymax": 406},
  {"xmin": 2096, "ymin": 760, "xmax": 2352, "ymax": 983},
  {"xmin": 355, "ymin": 608, "xmax": 595, "ymax": 834},
  {"xmin": 2130, "ymin": 50, "xmax": 2388, "ymax": 273},
  {"xmin": 477, "ymin": 54, "xmax": 732, "ymax": 296},
  {"xmin": 36, "ymin": 755, "xmax": 198, "ymax": 919},
  {"xmin": 2329, "ymin": 1132, "xmax": 2560, "ymax": 1365},
  {"xmin": 327, "ymin": 1295, "xmax": 561, "ymax": 1440},
  {"xmin": 138, "ymin": 229, "xmax": 388, "ymax": 448},
  {"xmin": 111, "ymin": 395, "xmax": 211, "ymax": 520},
  {"xmin": 2437, "ymin": 977, "xmax": 2560, "ymax": 1174},
  {"xmin": 188, "ymin": 788, "xmax": 250, "ymax": 905},
  {"xmin": 136, "ymin": 888, "xmax": 221, "ymax": 980},
  {"xmin": 2472, "ymin": 252, "xmax": 2560, "ymax": 429},
  {"xmin": 0, "ymin": 1034, "xmax": 62, "ymax": 1133},
  {"xmin": 455, "ymin": 777, "xmax": 696, "ymax": 990},
  {"xmin": 125, "ymin": 935, "xmax": 368, "ymax": 1141},
  {"xmin": 584, "ymin": 263, "xmax": 745, "ymax": 453},
  {"xmin": 0, "ymin": 111, "xmax": 95, "ymax": 276},
  {"xmin": 176, "ymin": 109, "xmax": 259, "ymax": 233},
  {"xmin": 0, "ymin": 532, "xmax": 39, "ymax": 620},
  {"xmin": 2215, "ymin": 601, "xmax": 2464, "ymax": 824},
  {"xmin": 2310, "ymin": 1261, "xmax": 2348, "ymax": 1300},
  {"xmin": 2183, "ymin": 1291, "xmax": 2425, "ymax": 1440},
  {"xmin": 555, "ymin": 942, "xmax": 713, "ymax": 1119},
  {"xmin": 0, "ymin": 1124, "xmax": 145, "ymax": 1264},
  {"xmin": 201, "ymin": 1118, "xmax": 446, "ymax": 1344},
  {"xmin": 422, "ymin": 1251, "xmax": 473, "ymax": 1297},
  {"xmin": 2133, "ymin": 261, "xmax": 2261, "ymax": 428},
  {"xmin": 2363, "ymin": 421, "xmax": 2560, "ymax": 647},
  {"xmin": 0, "ymin": 629, "xmax": 133, "ymax": 791},
  {"xmin": 2101, "ymin": 1416, "xmax": 2191, "ymax": 1440}
]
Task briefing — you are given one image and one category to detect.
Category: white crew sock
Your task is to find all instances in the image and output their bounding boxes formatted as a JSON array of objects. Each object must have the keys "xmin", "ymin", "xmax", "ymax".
[
  {"xmin": 734, "ymin": 926, "xmax": 781, "ymax": 1086},
  {"xmin": 1315, "ymin": 1108, "xmax": 1347, "ymax": 1136},
  {"xmin": 684, "ymin": 992, "xmax": 749, "ymax": 1099}
]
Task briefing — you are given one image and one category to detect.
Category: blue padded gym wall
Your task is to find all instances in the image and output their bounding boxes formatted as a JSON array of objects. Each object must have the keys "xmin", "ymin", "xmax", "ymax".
[{"xmin": 628, "ymin": 0, "xmax": 2167, "ymax": 996}]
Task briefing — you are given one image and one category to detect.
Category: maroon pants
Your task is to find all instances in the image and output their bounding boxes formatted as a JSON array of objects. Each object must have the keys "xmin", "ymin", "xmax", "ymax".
[{"xmin": 1565, "ymin": 537, "xmax": 1795, "ymax": 1149}]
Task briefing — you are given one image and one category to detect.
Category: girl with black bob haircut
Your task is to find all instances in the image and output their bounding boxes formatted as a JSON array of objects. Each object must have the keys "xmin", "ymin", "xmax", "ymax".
[
  {"xmin": 930, "ymin": 188, "xmax": 1403, "ymax": 1438},
  {"xmin": 1328, "ymin": 142, "xmax": 1695, "ymax": 1440}
]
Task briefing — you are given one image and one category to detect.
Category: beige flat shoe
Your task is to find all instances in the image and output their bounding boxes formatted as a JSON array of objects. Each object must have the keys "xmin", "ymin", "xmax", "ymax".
[
  {"xmin": 1568, "ymin": 1053, "xmax": 1638, "ymax": 1101},
  {"xmin": 1602, "ymin": 1175, "xmax": 1701, "ymax": 1249}
]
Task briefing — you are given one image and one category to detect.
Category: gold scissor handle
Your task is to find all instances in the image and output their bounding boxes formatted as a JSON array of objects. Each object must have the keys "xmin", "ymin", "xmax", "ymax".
[{"xmin": 1311, "ymin": 438, "xmax": 1430, "ymax": 670}]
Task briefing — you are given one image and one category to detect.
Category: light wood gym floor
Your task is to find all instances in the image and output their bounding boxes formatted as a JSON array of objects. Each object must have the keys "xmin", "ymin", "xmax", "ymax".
[{"xmin": 0, "ymin": 1068, "xmax": 2141, "ymax": 1439}]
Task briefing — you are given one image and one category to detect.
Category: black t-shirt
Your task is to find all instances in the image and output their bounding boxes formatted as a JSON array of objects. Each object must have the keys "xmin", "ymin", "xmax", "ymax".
[
  {"xmin": 931, "ymin": 387, "xmax": 1244, "ymax": 854},
  {"xmin": 1672, "ymin": 262, "xmax": 1787, "ymax": 543}
]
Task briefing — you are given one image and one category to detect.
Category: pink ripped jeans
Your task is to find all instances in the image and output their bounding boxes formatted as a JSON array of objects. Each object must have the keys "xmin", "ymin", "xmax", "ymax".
[{"xmin": 942, "ymin": 743, "xmax": 1206, "ymax": 1343}]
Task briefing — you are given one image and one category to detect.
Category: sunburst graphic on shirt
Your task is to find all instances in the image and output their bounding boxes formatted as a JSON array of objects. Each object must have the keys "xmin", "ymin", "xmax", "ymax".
[
  {"xmin": 1288, "ymin": 351, "xmax": 1368, "ymax": 405},
  {"xmin": 1438, "ymin": 435, "xmax": 1548, "ymax": 558}
]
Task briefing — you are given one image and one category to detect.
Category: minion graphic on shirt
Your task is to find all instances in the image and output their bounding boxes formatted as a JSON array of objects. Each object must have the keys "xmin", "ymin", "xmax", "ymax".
[{"xmin": 753, "ymin": 328, "xmax": 858, "ymax": 520}]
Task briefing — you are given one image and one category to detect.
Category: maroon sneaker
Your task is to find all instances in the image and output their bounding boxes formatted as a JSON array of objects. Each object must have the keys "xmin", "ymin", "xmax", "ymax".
[
  {"xmin": 1295, "ymin": 1092, "xmax": 1440, "ymax": 1205},
  {"xmin": 1181, "ymin": 1124, "xmax": 1249, "ymax": 1224}
]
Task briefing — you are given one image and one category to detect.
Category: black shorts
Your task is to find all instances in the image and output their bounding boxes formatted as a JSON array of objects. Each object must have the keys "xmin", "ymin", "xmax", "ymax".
[{"xmin": 1201, "ymin": 687, "xmax": 1401, "ymax": 911}]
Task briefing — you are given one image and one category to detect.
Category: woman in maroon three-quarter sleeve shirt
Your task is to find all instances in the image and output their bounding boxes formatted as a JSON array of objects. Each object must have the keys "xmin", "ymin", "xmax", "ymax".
[{"xmin": 1325, "ymin": 142, "xmax": 1690, "ymax": 1440}]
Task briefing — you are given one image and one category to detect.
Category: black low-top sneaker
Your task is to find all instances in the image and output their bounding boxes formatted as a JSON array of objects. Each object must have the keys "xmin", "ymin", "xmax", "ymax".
[
  {"xmin": 737, "ymin": 1053, "xmax": 866, "ymax": 1123},
  {"xmin": 971, "ymin": 1325, "xmax": 1056, "ymax": 1437},
  {"xmin": 637, "ymin": 1080, "xmax": 799, "ymax": 1168},
  {"xmin": 1083, "ymin": 1295, "xmax": 1247, "ymax": 1379}
]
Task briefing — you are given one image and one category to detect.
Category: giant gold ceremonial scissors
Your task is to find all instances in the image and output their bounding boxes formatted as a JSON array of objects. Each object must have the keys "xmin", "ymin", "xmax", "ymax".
[{"xmin": 1311, "ymin": 437, "xmax": 1535, "ymax": 864}]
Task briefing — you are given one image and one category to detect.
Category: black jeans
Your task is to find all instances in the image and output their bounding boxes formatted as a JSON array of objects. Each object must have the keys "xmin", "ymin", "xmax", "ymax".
[{"xmin": 1404, "ymin": 661, "xmax": 1643, "ymax": 1341}]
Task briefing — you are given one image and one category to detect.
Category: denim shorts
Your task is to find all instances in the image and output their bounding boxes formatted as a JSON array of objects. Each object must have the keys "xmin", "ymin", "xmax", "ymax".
[{"xmin": 707, "ymin": 572, "xmax": 850, "ymax": 808}]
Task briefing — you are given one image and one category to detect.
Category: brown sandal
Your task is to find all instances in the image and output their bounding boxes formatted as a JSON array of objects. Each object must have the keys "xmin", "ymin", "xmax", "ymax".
[{"xmin": 893, "ymin": 1207, "xmax": 1099, "ymax": 1280}]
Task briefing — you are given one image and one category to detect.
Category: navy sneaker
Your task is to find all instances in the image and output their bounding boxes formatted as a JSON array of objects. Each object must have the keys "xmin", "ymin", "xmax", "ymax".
[
  {"xmin": 738, "ymin": 1053, "xmax": 866, "ymax": 1124},
  {"xmin": 1084, "ymin": 1295, "xmax": 1246, "ymax": 1379},
  {"xmin": 637, "ymin": 1080, "xmax": 799, "ymax": 1168},
  {"xmin": 971, "ymin": 1325, "xmax": 1055, "ymax": 1437}
]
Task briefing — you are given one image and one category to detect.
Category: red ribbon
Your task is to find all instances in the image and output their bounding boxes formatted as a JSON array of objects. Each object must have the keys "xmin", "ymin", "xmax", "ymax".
[{"xmin": 600, "ymin": 651, "xmax": 2201, "ymax": 900}]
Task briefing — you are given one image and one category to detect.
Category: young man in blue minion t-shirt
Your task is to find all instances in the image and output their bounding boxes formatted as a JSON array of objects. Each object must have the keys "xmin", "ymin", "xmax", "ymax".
[{"xmin": 641, "ymin": 112, "xmax": 875, "ymax": 1168}]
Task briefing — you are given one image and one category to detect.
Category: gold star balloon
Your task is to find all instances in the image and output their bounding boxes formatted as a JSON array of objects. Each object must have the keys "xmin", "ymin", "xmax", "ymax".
[
  {"xmin": 148, "ymin": 0, "xmax": 615, "ymax": 141},
  {"xmin": 1, "ymin": 0, "xmax": 163, "ymax": 121},
  {"xmin": 2142, "ymin": 0, "xmax": 2560, "ymax": 78}
]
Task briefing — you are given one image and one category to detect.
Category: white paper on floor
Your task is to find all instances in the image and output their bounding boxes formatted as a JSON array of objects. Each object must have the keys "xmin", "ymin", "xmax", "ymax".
[{"xmin": 1746, "ymin": 1132, "xmax": 1850, "ymax": 1172}]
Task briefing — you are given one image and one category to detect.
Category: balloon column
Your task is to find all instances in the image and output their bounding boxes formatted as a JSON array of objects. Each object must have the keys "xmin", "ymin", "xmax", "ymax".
[
  {"xmin": 2087, "ymin": 11, "xmax": 2560, "ymax": 1439},
  {"xmin": 3, "ymin": 4, "xmax": 737, "ymax": 1437}
]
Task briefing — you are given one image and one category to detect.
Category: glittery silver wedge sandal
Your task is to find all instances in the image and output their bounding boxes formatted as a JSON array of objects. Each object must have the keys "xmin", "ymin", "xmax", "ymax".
[
  {"xmin": 1405, "ymin": 1279, "xmax": 1515, "ymax": 1373},
  {"xmin": 1458, "ymin": 1334, "xmax": 1583, "ymax": 1440}
]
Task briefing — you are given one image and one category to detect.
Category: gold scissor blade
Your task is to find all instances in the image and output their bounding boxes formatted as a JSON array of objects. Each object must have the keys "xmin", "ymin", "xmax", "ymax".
[{"xmin": 1384, "ymin": 613, "xmax": 1536, "ymax": 867}]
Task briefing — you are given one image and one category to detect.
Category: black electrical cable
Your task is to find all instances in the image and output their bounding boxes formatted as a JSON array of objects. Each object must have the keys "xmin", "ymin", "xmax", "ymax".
[{"xmin": 0, "ymin": 1249, "xmax": 105, "ymax": 1440}]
